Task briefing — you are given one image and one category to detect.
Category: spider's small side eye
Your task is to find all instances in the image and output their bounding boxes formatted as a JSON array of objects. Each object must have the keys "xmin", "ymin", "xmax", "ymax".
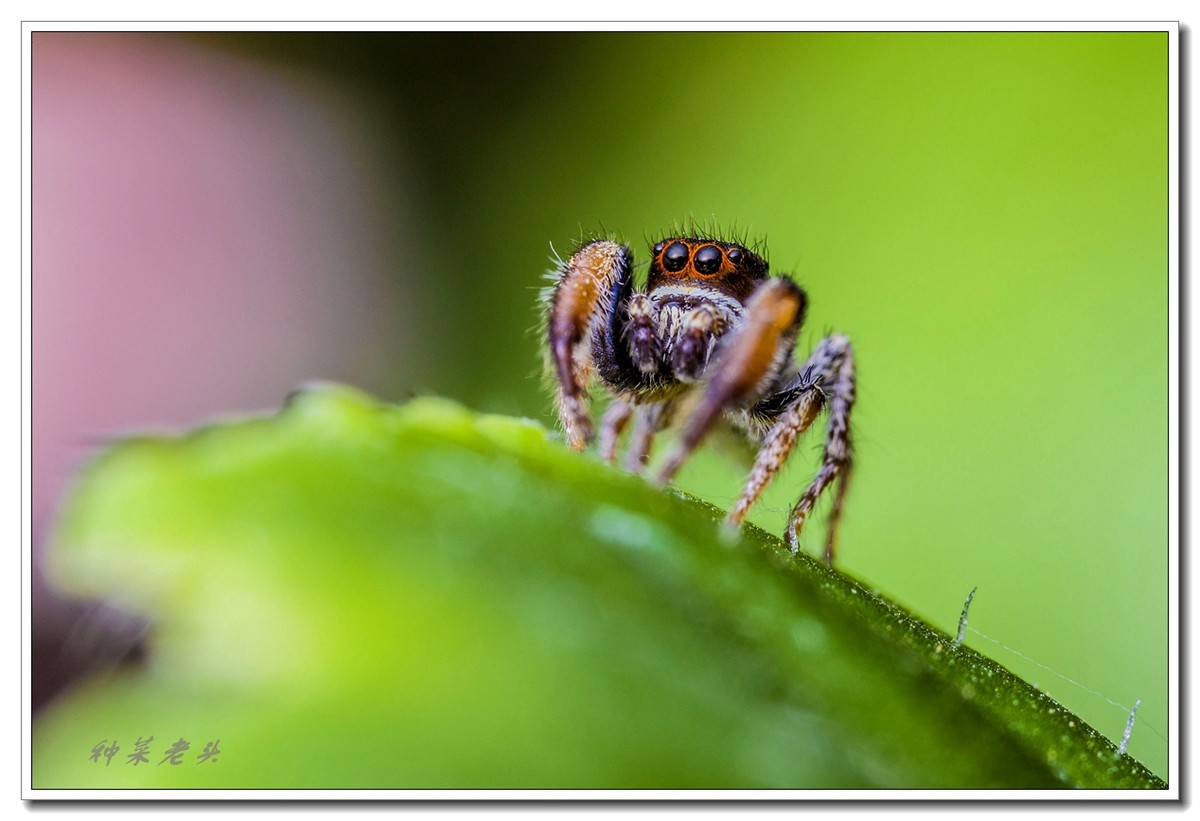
[
  {"xmin": 727, "ymin": 247, "xmax": 743, "ymax": 264},
  {"xmin": 653, "ymin": 241, "xmax": 664, "ymax": 253},
  {"xmin": 693, "ymin": 244, "xmax": 723, "ymax": 275},
  {"xmin": 662, "ymin": 242, "xmax": 690, "ymax": 272}
]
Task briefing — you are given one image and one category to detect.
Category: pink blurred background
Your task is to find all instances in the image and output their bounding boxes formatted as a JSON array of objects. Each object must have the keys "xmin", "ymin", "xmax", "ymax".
[{"xmin": 33, "ymin": 33, "xmax": 420, "ymax": 709}]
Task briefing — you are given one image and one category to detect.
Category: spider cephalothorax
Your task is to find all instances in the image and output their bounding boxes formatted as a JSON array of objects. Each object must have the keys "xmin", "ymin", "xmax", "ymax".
[{"xmin": 544, "ymin": 231, "xmax": 855, "ymax": 562}]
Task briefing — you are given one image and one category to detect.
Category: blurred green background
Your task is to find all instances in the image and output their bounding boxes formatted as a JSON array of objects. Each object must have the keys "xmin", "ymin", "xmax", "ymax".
[
  {"xmin": 210, "ymin": 30, "xmax": 1170, "ymax": 777},
  {"xmin": 40, "ymin": 30, "xmax": 1171, "ymax": 779}
]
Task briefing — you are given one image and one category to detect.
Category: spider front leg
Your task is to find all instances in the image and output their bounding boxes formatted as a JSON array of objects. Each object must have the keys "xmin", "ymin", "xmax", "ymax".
[
  {"xmin": 545, "ymin": 240, "xmax": 633, "ymax": 449},
  {"xmin": 726, "ymin": 333, "xmax": 856, "ymax": 563}
]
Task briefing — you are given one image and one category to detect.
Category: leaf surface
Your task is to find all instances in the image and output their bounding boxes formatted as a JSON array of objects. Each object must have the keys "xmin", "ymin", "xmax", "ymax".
[{"xmin": 33, "ymin": 385, "xmax": 1166, "ymax": 789}]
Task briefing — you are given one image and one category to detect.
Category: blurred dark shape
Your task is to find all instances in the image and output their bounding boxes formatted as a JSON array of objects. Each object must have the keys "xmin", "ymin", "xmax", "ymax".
[{"xmin": 32, "ymin": 569, "xmax": 147, "ymax": 714}]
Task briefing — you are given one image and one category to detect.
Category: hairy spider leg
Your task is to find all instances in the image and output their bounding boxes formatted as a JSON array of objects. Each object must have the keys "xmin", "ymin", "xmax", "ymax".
[
  {"xmin": 724, "ymin": 388, "xmax": 824, "ymax": 528},
  {"xmin": 546, "ymin": 241, "xmax": 633, "ymax": 449},
  {"xmin": 598, "ymin": 399, "xmax": 633, "ymax": 463},
  {"xmin": 723, "ymin": 333, "xmax": 855, "ymax": 561},
  {"xmin": 624, "ymin": 401, "xmax": 674, "ymax": 473},
  {"xmin": 654, "ymin": 278, "xmax": 807, "ymax": 485},
  {"xmin": 785, "ymin": 334, "xmax": 855, "ymax": 563}
]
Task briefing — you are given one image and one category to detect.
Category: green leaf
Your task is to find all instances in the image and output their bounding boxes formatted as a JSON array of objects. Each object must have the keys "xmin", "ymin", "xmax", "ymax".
[{"xmin": 33, "ymin": 384, "xmax": 1165, "ymax": 789}]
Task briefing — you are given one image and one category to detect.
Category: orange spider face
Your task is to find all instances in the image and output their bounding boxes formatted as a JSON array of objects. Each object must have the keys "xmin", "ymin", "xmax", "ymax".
[{"xmin": 647, "ymin": 237, "xmax": 768, "ymax": 301}]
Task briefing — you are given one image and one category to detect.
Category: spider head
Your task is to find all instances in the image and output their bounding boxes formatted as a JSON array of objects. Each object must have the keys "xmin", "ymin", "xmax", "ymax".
[{"xmin": 647, "ymin": 237, "xmax": 768, "ymax": 301}]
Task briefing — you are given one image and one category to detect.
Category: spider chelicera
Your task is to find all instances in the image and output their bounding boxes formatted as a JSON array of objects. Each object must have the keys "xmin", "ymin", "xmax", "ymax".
[{"xmin": 543, "ymin": 232, "xmax": 856, "ymax": 563}]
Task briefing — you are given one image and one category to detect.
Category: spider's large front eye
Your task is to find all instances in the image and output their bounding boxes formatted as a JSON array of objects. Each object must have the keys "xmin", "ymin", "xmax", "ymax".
[
  {"xmin": 693, "ymin": 245, "xmax": 723, "ymax": 275},
  {"xmin": 662, "ymin": 241, "xmax": 689, "ymax": 272}
]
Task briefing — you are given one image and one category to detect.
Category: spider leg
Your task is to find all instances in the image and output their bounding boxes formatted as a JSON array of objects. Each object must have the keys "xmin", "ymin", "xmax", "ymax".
[
  {"xmin": 724, "ymin": 388, "xmax": 824, "ymax": 529},
  {"xmin": 726, "ymin": 333, "xmax": 855, "ymax": 561},
  {"xmin": 787, "ymin": 334, "xmax": 855, "ymax": 563},
  {"xmin": 545, "ymin": 240, "xmax": 633, "ymax": 450},
  {"xmin": 654, "ymin": 278, "xmax": 806, "ymax": 485},
  {"xmin": 598, "ymin": 399, "xmax": 634, "ymax": 463},
  {"xmin": 821, "ymin": 460, "xmax": 853, "ymax": 565},
  {"xmin": 624, "ymin": 401, "xmax": 673, "ymax": 473}
]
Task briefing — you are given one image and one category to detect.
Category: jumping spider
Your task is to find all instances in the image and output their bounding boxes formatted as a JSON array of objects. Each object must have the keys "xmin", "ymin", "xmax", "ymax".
[{"xmin": 544, "ymin": 232, "xmax": 855, "ymax": 563}]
